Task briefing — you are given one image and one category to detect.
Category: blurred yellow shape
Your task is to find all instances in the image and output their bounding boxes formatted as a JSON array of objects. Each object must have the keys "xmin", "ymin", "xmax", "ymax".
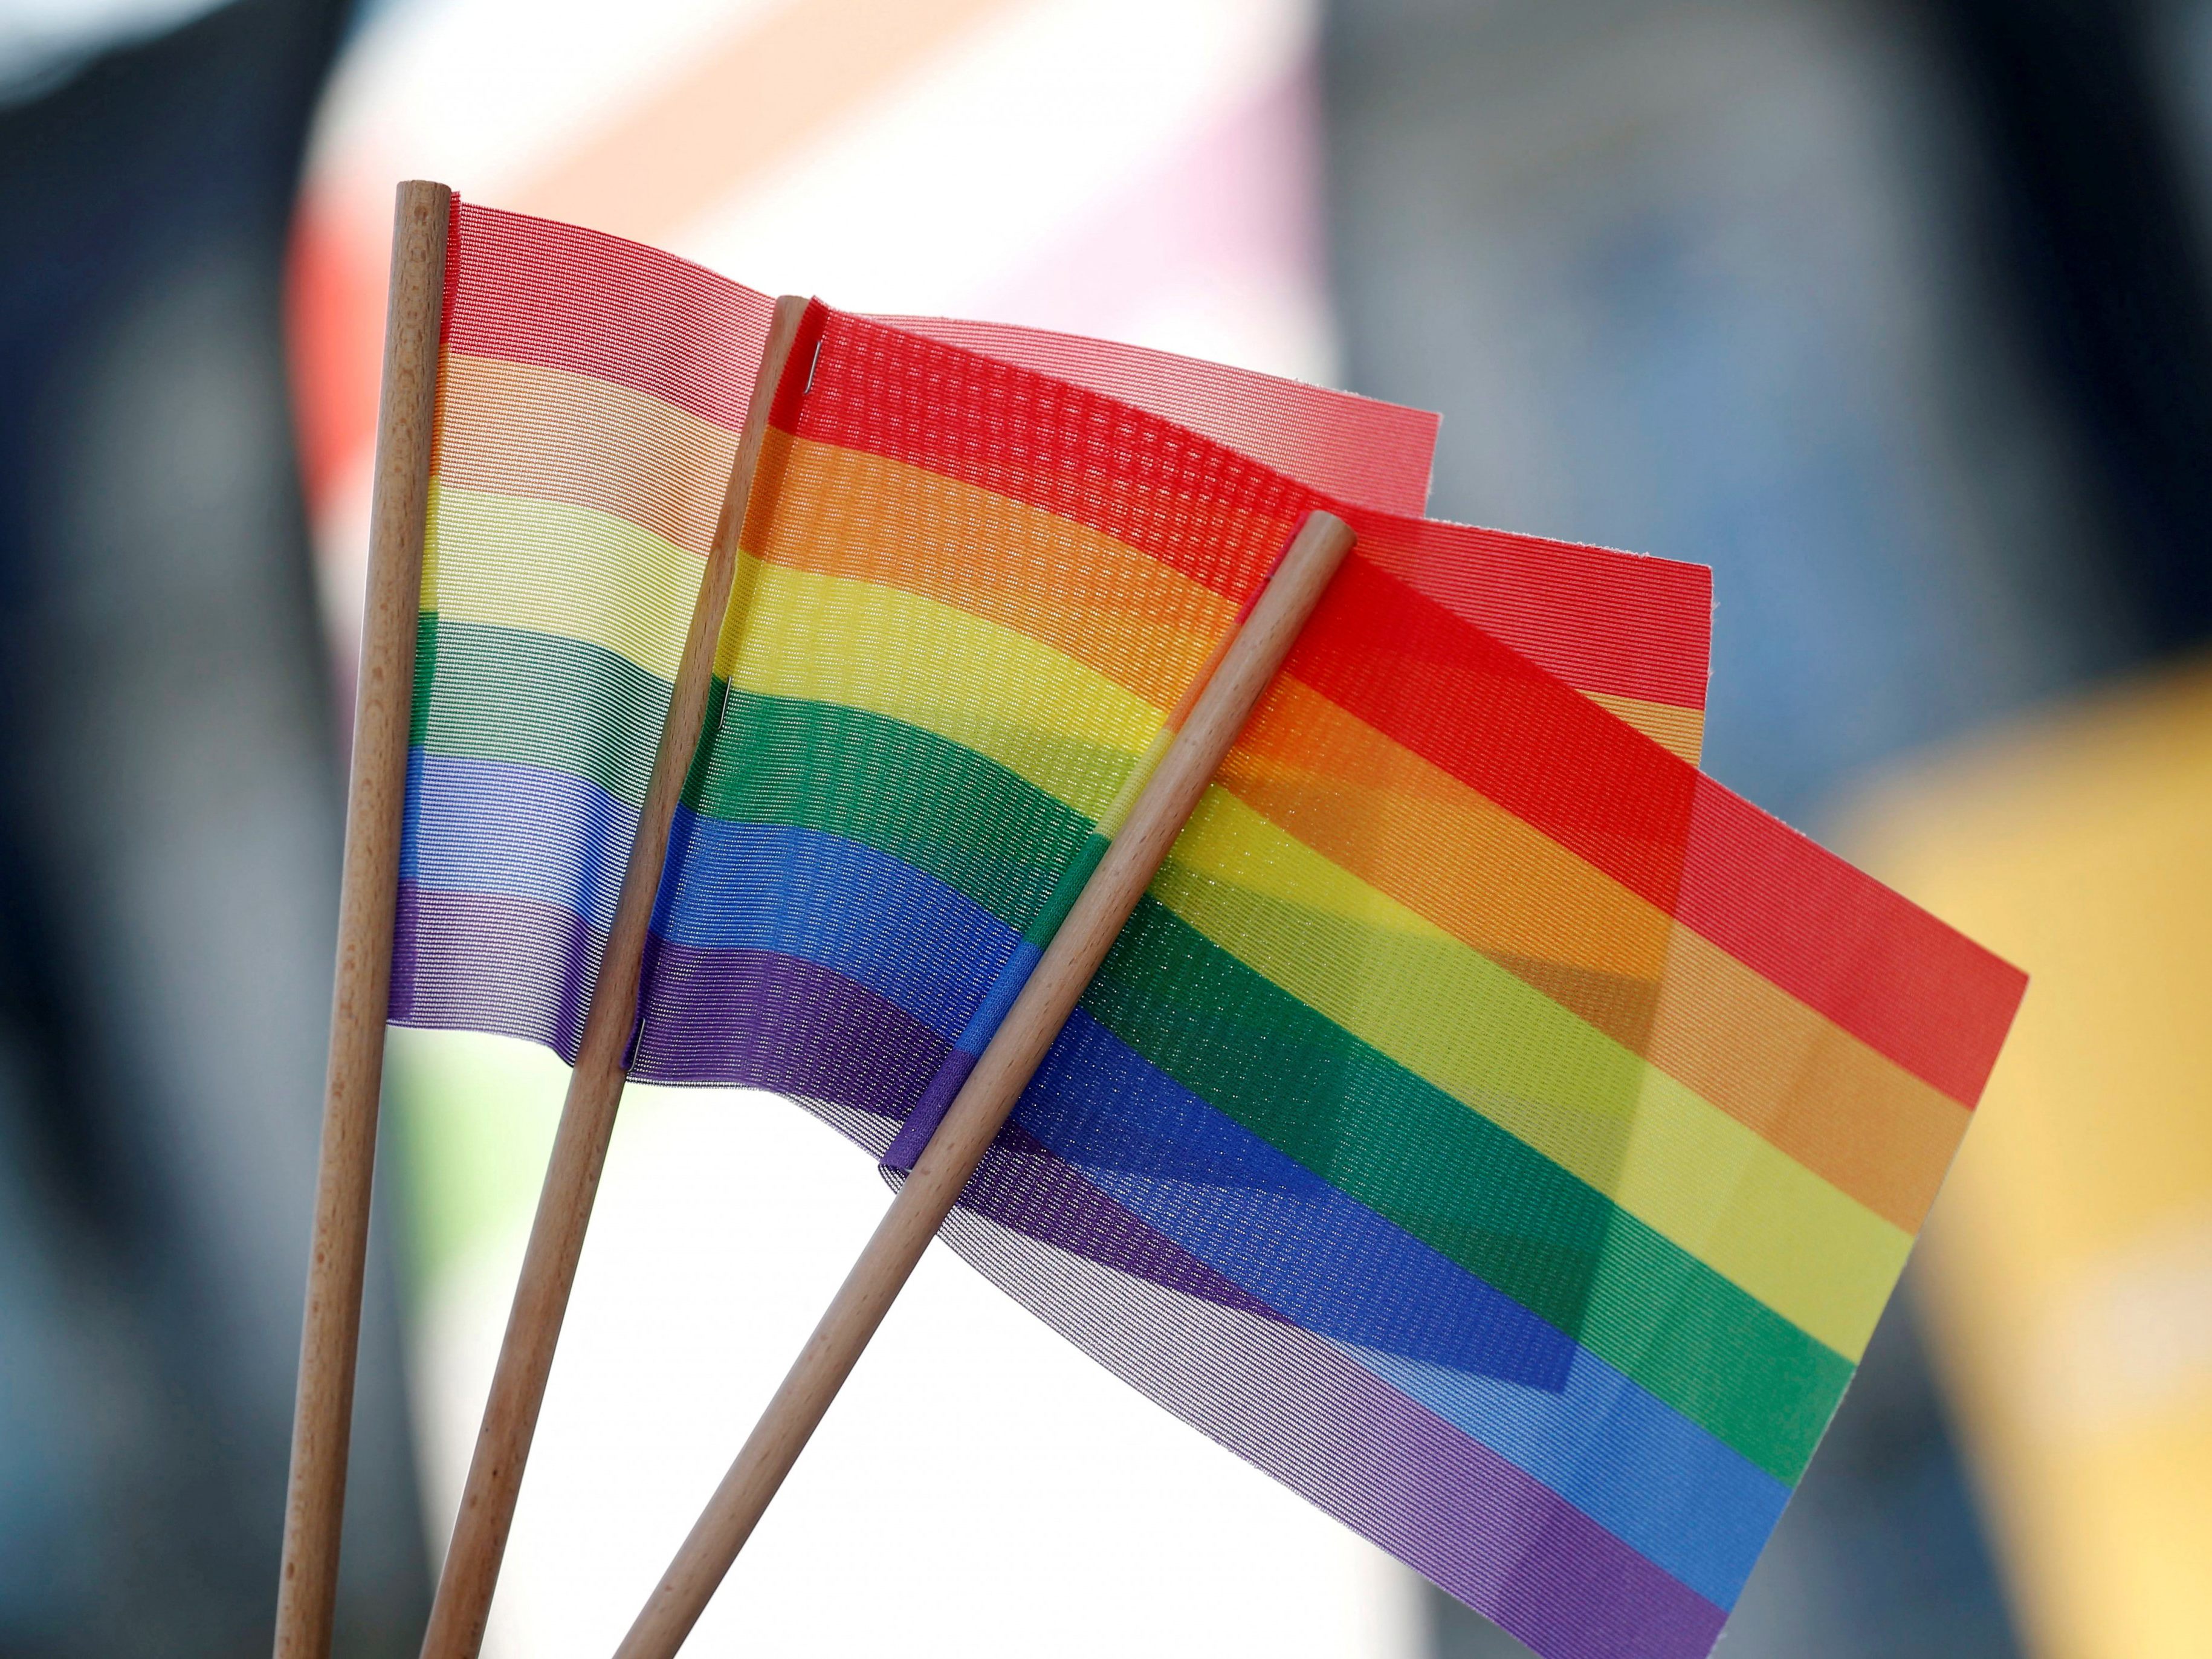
[{"xmin": 1848, "ymin": 659, "xmax": 2212, "ymax": 1659}]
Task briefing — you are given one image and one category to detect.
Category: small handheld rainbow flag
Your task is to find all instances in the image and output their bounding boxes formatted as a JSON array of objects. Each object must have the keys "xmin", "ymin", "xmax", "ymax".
[{"xmin": 283, "ymin": 187, "xmax": 2024, "ymax": 1659}]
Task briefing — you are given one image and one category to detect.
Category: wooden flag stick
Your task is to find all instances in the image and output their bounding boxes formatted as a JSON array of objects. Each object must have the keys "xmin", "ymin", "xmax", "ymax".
[
  {"xmin": 276, "ymin": 178, "xmax": 450, "ymax": 1659},
  {"xmin": 416, "ymin": 294, "xmax": 814, "ymax": 1659},
  {"xmin": 612, "ymin": 507, "xmax": 1357, "ymax": 1659}
]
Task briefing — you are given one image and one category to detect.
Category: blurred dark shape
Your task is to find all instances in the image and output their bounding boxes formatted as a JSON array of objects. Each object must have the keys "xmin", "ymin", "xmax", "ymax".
[
  {"xmin": 1325, "ymin": 0, "xmax": 2212, "ymax": 1652},
  {"xmin": 1324, "ymin": 0, "xmax": 2135, "ymax": 831},
  {"xmin": 0, "ymin": 2, "xmax": 429, "ymax": 1655},
  {"xmin": 1927, "ymin": 0, "xmax": 2212, "ymax": 652}
]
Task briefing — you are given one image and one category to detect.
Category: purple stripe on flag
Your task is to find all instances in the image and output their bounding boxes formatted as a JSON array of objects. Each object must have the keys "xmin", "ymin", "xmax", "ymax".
[
  {"xmin": 638, "ymin": 943, "xmax": 1286, "ymax": 1325},
  {"xmin": 940, "ymin": 1206, "xmax": 1729, "ymax": 1659},
  {"xmin": 939, "ymin": 1120, "xmax": 1285, "ymax": 1327},
  {"xmin": 881, "ymin": 1047, "xmax": 978, "ymax": 1171},
  {"xmin": 392, "ymin": 882, "xmax": 600, "ymax": 1061},
  {"xmin": 882, "ymin": 936, "xmax": 1047, "ymax": 1168},
  {"xmin": 630, "ymin": 940, "xmax": 948, "ymax": 1116}
]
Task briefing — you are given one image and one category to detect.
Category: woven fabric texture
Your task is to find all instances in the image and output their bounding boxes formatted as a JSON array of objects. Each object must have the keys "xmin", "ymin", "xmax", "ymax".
[{"xmin": 394, "ymin": 199, "xmax": 2022, "ymax": 1659}]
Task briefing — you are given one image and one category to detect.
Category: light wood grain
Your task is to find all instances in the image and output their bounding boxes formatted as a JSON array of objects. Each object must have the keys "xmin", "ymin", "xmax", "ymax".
[
  {"xmin": 416, "ymin": 295, "xmax": 814, "ymax": 1659},
  {"xmin": 612, "ymin": 508, "xmax": 1357, "ymax": 1659},
  {"xmin": 275, "ymin": 179, "xmax": 451, "ymax": 1659}
]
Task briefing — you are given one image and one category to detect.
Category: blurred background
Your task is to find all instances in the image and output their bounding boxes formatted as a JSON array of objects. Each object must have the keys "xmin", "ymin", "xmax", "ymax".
[{"xmin": 2, "ymin": 0, "xmax": 2209, "ymax": 1654}]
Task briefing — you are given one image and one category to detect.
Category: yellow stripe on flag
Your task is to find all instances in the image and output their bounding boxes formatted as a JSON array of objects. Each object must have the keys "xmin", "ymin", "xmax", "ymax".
[{"xmin": 1157, "ymin": 785, "xmax": 1913, "ymax": 1359}]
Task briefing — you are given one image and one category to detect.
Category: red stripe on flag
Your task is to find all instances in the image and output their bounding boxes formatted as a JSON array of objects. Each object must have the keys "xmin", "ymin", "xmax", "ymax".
[
  {"xmin": 881, "ymin": 312, "xmax": 1439, "ymax": 517},
  {"xmin": 1287, "ymin": 556, "xmax": 2026, "ymax": 1108},
  {"xmin": 447, "ymin": 202, "xmax": 776, "ymax": 433},
  {"xmin": 1344, "ymin": 509, "xmax": 1712, "ymax": 713},
  {"xmin": 794, "ymin": 310, "xmax": 1315, "ymax": 605}
]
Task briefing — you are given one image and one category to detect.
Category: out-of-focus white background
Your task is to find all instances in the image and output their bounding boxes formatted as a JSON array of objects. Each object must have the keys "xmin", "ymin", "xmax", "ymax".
[{"xmin": 389, "ymin": 1036, "xmax": 1414, "ymax": 1658}]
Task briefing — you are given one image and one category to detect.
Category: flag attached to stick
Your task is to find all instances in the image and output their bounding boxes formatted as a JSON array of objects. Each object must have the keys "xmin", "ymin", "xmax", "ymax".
[{"xmin": 395, "ymin": 200, "xmax": 2021, "ymax": 1659}]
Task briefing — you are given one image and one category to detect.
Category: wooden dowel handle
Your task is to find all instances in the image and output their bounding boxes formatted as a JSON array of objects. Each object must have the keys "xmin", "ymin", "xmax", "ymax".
[
  {"xmin": 415, "ymin": 294, "xmax": 814, "ymax": 1659},
  {"xmin": 275, "ymin": 179, "xmax": 450, "ymax": 1659},
  {"xmin": 612, "ymin": 508, "xmax": 1357, "ymax": 1659}
]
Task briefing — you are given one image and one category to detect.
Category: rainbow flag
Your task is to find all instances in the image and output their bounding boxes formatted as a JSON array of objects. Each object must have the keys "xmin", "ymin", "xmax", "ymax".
[
  {"xmin": 400, "ymin": 201, "xmax": 1706, "ymax": 1062},
  {"xmin": 395, "ymin": 202, "xmax": 2022, "ymax": 1659}
]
